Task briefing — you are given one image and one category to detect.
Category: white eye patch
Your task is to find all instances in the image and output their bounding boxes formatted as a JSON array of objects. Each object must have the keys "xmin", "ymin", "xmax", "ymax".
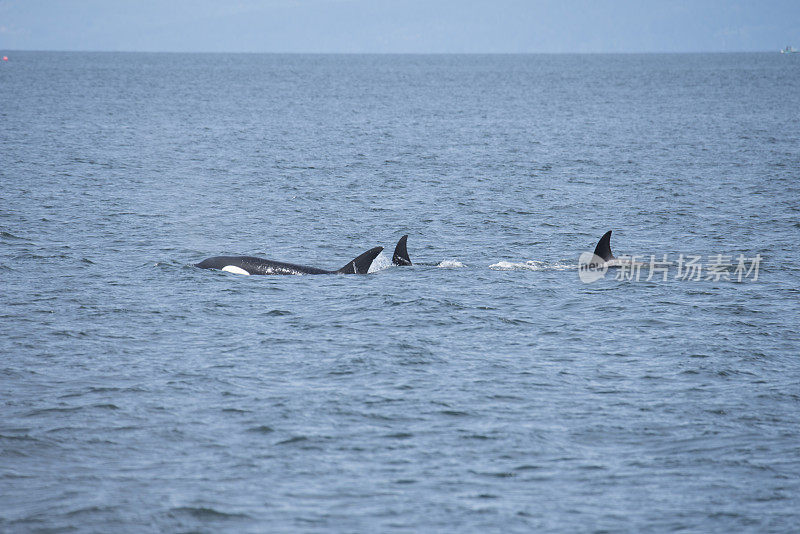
[{"xmin": 221, "ymin": 265, "xmax": 250, "ymax": 275}]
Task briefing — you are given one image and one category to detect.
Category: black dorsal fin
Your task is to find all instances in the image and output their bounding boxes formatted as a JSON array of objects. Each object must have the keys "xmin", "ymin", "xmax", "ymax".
[
  {"xmin": 392, "ymin": 235, "xmax": 412, "ymax": 266},
  {"xmin": 592, "ymin": 230, "xmax": 614, "ymax": 261},
  {"xmin": 337, "ymin": 246, "xmax": 384, "ymax": 274}
]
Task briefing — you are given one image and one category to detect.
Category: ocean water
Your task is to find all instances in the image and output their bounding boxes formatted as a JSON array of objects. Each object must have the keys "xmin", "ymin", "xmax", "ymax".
[{"xmin": 1, "ymin": 52, "xmax": 799, "ymax": 532}]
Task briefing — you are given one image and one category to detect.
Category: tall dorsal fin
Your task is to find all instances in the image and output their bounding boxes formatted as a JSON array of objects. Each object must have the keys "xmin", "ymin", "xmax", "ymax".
[
  {"xmin": 392, "ymin": 235, "xmax": 412, "ymax": 266},
  {"xmin": 592, "ymin": 230, "xmax": 614, "ymax": 261},
  {"xmin": 337, "ymin": 246, "xmax": 384, "ymax": 274}
]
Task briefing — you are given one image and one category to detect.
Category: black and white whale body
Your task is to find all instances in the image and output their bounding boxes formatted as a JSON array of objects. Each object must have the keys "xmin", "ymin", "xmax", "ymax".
[
  {"xmin": 196, "ymin": 246, "xmax": 383, "ymax": 275},
  {"xmin": 392, "ymin": 235, "xmax": 412, "ymax": 266}
]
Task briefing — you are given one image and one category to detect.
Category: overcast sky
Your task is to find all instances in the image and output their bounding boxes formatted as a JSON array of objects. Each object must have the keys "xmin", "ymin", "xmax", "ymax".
[{"xmin": 1, "ymin": 0, "xmax": 798, "ymax": 53}]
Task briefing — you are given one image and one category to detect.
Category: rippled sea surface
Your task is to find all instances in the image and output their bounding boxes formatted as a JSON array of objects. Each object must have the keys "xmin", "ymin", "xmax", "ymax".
[{"xmin": 2, "ymin": 52, "xmax": 800, "ymax": 532}]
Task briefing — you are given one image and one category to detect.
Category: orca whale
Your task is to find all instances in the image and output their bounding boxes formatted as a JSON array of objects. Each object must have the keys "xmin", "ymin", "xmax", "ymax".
[
  {"xmin": 578, "ymin": 230, "xmax": 623, "ymax": 282},
  {"xmin": 196, "ymin": 246, "xmax": 383, "ymax": 275},
  {"xmin": 593, "ymin": 230, "xmax": 615, "ymax": 264},
  {"xmin": 584, "ymin": 230, "xmax": 632, "ymax": 268},
  {"xmin": 391, "ymin": 235, "xmax": 412, "ymax": 266}
]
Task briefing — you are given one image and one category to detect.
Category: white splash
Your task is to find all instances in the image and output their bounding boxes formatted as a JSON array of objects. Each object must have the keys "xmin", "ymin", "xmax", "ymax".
[
  {"xmin": 548, "ymin": 261, "xmax": 578, "ymax": 271},
  {"xmin": 489, "ymin": 261, "xmax": 538, "ymax": 271},
  {"xmin": 368, "ymin": 252, "xmax": 393, "ymax": 273},
  {"xmin": 437, "ymin": 260, "xmax": 465, "ymax": 268},
  {"xmin": 489, "ymin": 260, "xmax": 576, "ymax": 271}
]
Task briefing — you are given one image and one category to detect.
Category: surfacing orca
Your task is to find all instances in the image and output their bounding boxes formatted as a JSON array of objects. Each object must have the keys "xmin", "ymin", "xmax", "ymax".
[
  {"xmin": 585, "ymin": 230, "xmax": 634, "ymax": 268},
  {"xmin": 196, "ymin": 246, "xmax": 383, "ymax": 275},
  {"xmin": 579, "ymin": 230, "xmax": 624, "ymax": 283},
  {"xmin": 593, "ymin": 230, "xmax": 615, "ymax": 264},
  {"xmin": 392, "ymin": 235, "xmax": 412, "ymax": 266}
]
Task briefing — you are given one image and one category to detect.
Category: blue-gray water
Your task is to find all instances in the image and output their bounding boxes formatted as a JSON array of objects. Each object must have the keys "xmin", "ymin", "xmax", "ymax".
[{"xmin": 2, "ymin": 52, "xmax": 799, "ymax": 532}]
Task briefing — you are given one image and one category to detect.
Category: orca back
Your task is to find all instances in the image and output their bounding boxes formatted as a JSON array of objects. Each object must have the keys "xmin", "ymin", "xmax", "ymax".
[
  {"xmin": 336, "ymin": 246, "xmax": 384, "ymax": 274},
  {"xmin": 196, "ymin": 256, "xmax": 328, "ymax": 275}
]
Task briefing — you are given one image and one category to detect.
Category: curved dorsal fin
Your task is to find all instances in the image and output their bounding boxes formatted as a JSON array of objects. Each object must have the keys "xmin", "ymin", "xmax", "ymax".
[
  {"xmin": 592, "ymin": 230, "xmax": 614, "ymax": 261},
  {"xmin": 337, "ymin": 246, "xmax": 384, "ymax": 274},
  {"xmin": 392, "ymin": 235, "xmax": 412, "ymax": 266}
]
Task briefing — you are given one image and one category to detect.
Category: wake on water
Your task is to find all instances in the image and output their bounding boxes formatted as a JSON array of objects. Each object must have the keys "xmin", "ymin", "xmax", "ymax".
[
  {"xmin": 489, "ymin": 260, "xmax": 577, "ymax": 271},
  {"xmin": 370, "ymin": 252, "xmax": 572, "ymax": 273},
  {"xmin": 368, "ymin": 253, "xmax": 467, "ymax": 272},
  {"xmin": 437, "ymin": 260, "xmax": 465, "ymax": 268}
]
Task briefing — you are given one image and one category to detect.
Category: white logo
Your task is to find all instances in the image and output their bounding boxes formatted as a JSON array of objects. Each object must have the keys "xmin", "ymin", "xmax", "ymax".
[{"xmin": 578, "ymin": 252, "xmax": 607, "ymax": 283}]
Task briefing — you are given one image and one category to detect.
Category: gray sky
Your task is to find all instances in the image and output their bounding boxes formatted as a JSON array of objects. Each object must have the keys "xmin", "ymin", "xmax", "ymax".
[{"xmin": 1, "ymin": 0, "xmax": 799, "ymax": 53}]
